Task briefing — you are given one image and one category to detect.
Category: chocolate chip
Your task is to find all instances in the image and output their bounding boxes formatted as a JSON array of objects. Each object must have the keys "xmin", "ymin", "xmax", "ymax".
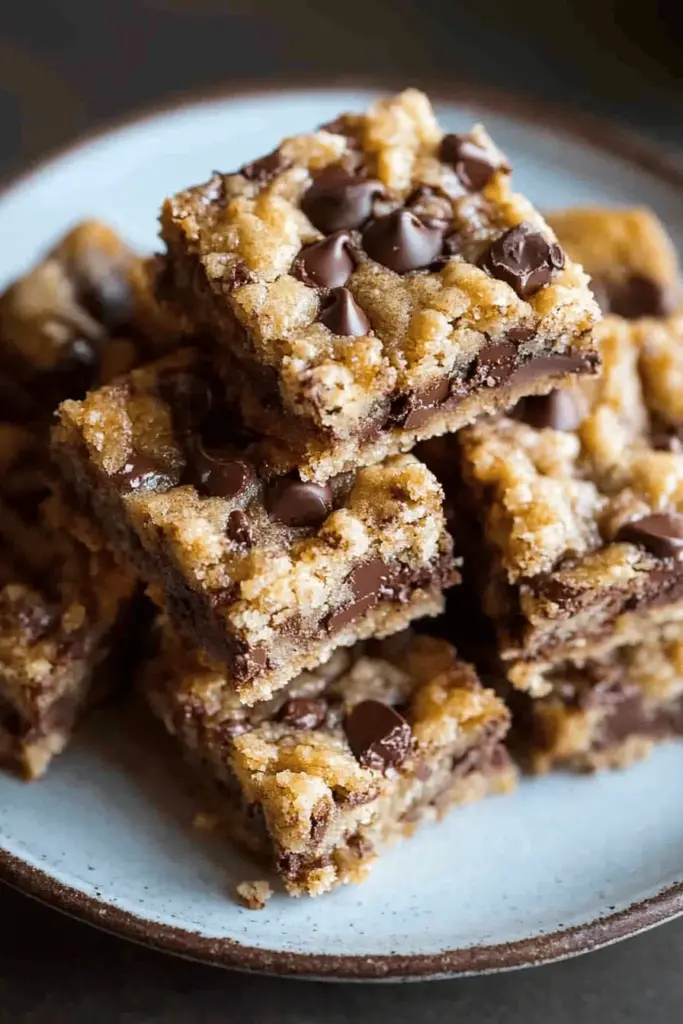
[
  {"xmin": 327, "ymin": 558, "xmax": 393, "ymax": 632},
  {"xmin": 301, "ymin": 167, "xmax": 383, "ymax": 233},
  {"xmin": 440, "ymin": 133, "xmax": 507, "ymax": 191},
  {"xmin": 115, "ymin": 453, "xmax": 169, "ymax": 494},
  {"xmin": 405, "ymin": 186, "xmax": 453, "ymax": 226},
  {"xmin": 603, "ymin": 273, "xmax": 675, "ymax": 320},
  {"xmin": 319, "ymin": 287, "xmax": 371, "ymax": 337},
  {"xmin": 344, "ymin": 699, "xmax": 412, "ymax": 772},
  {"xmin": 226, "ymin": 509, "xmax": 253, "ymax": 546},
  {"xmin": 516, "ymin": 389, "xmax": 581, "ymax": 431},
  {"xmin": 483, "ymin": 222, "xmax": 565, "ymax": 299},
  {"xmin": 293, "ymin": 230, "xmax": 356, "ymax": 288},
  {"xmin": 240, "ymin": 149, "xmax": 290, "ymax": 184},
  {"xmin": 278, "ymin": 698, "xmax": 328, "ymax": 730},
  {"xmin": 267, "ymin": 477, "xmax": 333, "ymax": 527},
  {"xmin": 400, "ymin": 379, "xmax": 452, "ymax": 430},
  {"xmin": 475, "ymin": 343, "xmax": 518, "ymax": 386},
  {"xmin": 192, "ymin": 447, "xmax": 252, "ymax": 500},
  {"xmin": 509, "ymin": 352, "xmax": 599, "ymax": 388},
  {"xmin": 616, "ymin": 514, "xmax": 683, "ymax": 561},
  {"xmin": 363, "ymin": 210, "xmax": 445, "ymax": 274}
]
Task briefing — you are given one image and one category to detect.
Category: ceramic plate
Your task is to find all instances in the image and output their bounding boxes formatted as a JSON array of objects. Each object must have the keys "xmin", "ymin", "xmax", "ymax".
[{"xmin": 1, "ymin": 84, "xmax": 683, "ymax": 981}]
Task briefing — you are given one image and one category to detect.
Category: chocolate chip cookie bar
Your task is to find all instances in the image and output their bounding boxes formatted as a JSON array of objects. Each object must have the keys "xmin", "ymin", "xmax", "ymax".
[
  {"xmin": 160, "ymin": 89, "xmax": 600, "ymax": 482},
  {"xmin": 53, "ymin": 348, "xmax": 458, "ymax": 705},
  {"xmin": 512, "ymin": 628, "xmax": 683, "ymax": 773},
  {"xmin": 142, "ymin": 625, "xmax": 516, "ymax": 896},
  {"xmin": 449, "ymin": 314, "xmax": 683, "ymax": 695},
  {"xmin": 0, "ymin": 219, "xmax": 183, "ymax": 420},
  {"xmin": 0, "ymin": 488, "xmax": 137, "ymax": 780},
  {"xmin": 547, "ymin": 207, "xmax": 679, "ymax": 319}
]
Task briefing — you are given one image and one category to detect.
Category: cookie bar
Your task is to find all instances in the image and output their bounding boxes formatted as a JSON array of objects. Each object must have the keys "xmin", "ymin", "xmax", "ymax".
[
  {"xmin": 53, "ymin": 348, "xmax": 458, "ymax": 705},
  {"xmin": 450, "ymin": 315, "xmax": 683, "ymax": 695},
  {"xmin": 142, "ymin": 625, "xmax": 516, "ymax": 896},
  {"xmin": 0, "ymin": 220, "xmax": 183, "ymax": 420},
  {"xmin": 160, "ymin": 89, "xmax": 600, "ymax": 482},
  {"xmin": 0, "ymin": 489, "xmax": 136, "ymax": 780},
  {"xmin": 547, "ymin": 207, "xmax": 679, "ymax": 319},
  {"xmin": 512, "ymin": 629, "xmax": 683, "ymax": 773}
]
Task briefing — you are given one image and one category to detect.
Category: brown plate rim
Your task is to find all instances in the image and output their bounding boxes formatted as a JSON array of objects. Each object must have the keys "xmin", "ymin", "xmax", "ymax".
[{"xmin": 1, "ymin": 75, "xmax": 683, "ymax": 979}]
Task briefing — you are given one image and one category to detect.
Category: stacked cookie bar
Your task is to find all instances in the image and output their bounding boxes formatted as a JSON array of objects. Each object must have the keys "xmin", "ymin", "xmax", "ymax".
[
  {"xmin": 0, "ymin": 221, "xmax": 169, "ymax": 777},
  {"xmin": 427, "ymin": 206, "xmax": 683, "ymax": 772},
  {"xmin": 40, "ymin": 90, "xmax": 604, "ymax": 896}
]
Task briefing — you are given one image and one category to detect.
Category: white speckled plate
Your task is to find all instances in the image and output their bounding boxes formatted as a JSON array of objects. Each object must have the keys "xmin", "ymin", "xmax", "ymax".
[{"xmin": 1, "ymin": 84, "xmax": 683, "ymax": 981}]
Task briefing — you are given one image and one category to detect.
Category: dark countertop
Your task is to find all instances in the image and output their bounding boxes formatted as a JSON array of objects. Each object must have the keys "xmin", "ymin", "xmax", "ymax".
[{"xmin": 1, "ymin": 2, "xmax": 682, "ymax": 1020}]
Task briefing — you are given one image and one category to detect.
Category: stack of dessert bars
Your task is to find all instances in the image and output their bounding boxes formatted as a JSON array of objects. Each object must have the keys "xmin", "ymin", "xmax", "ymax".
[{"xmin": 2, "ymin": 90, "xmax": 680, "ymax": 899}]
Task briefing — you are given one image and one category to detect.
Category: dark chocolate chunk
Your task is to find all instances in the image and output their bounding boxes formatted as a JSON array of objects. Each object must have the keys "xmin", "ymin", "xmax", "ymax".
[
  {"xmin": 193, "ymin": 448, "xmax": 252, "ymax": 500},
  {"xmin": 344, "ymin": 699, "xmax": 412, "ymax": 772},
  {"xmin": 319, "ymin": 287, "xmax": 371, "ymax": 337},
  {"xmin": 267, "ymin": 477, "xmax": 333, "ymax": 527},
  {"xmin": 439, "ymin": 133, "xmax": 508, "ymax": 191},
  {"xmin": 483, "ymin": 222, "xmax": 565, "ymax": 299},
  {"xmin": 401, "ymin": 378, "xmax": 452, "ymax": 430},
  {"xmin": 226, "ymin": 509, "xmax": 253, "ymax": 546},
  {"xmin": 615, "ymin": 514, "xmax": 683, "ymax": 561},
  {"xmin": 240, "ymin": 149, "xmax": 291, "ymax": 184},
  {"xmin": 475, "ymin": 343, "xmax": 518, "ymax": 386},
  {"xmin": 363, "ymin": 210, "xmax": 445, "ymax": 274},
  {"xmin": 509, "ymin": 352, "xmax": 599, "ymax": 388},
  {"xmin": 603, "ymin": 273, "xmax": 675, "ymax": 320},
  {"xmin": 293, "ymin": 230, "xmax": 356, "ymax": 288},
  {"xmin": 77, "ymin": 269, "xmax": 134, "ymax": 333},
  {"xmin": 115, "ymin": 453, "xmax": 170, "ymax": 494},
  {"xmin": 301, "ymin": 166, "xmax": 383, "ymax": 233},
  {"xmin": 278, "ymin": 698, "xmax": 328, "ymax": 730},
  {"xmin": 327, "ymin": 558, "xmax": 393, "ymax": 632},
  {"xmin": 516, "ymin": 389, "xmax": 581, "ymax": 431}
]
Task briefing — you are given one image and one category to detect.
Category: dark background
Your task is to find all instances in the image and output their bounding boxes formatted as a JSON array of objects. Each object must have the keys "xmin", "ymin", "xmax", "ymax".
[{"xmin": 1, "ymin": 1, "xmax": 683, "ymax": 1021}]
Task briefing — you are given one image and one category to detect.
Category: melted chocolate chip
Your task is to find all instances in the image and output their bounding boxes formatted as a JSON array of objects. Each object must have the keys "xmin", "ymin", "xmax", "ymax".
[
  {"xmin": 278, "ymin": 698, "xmax": 328, "ymax": 730},
  {"xmin": 405, "ymin": 186, "xmax": 454, "ymax": 225},
  {"xmin": 440, "ymin": 133, "xmax": 507, "ymax": 191},
  {"xmin": 301, "ymin": 166, "xmax": 383, "ymax": 233},
  {"xmin": 483, "ymin": 222, "xmax": 565, "ymax": 298},
  {"xmin": 327, "ymin": 558, "xmax": 392, "ymax": 632},
  {"xmin": 475, "ymin": 343, "xmax": 518, "ymax": 386},
  {"xmin": 240, "ymin": 149, "xmax": 291, "ymax": 184},
  {"xmin": 293, "ymin": 230, "xmax": 356, "ymax": 288},
  {"xmin": 401, "ymin": 379, "xmax": 452, "ymax": 430},
  {"xmin": 226, "ymin": 509, "xmax": 253, "ymax": 546},
  {"xmin": 192, "ymin": 448, "xmax": 252, "ymax": 500},
  {"xmin": 319, "ymin": 287, "xmax": 371, "ymax": 337},
  {"xmin": 115, "ymin": 454, "xmax": 169, "ymax": 494},
  {"xmin": 267, "ymin": 477, "xmax": 333, "ymax": 527},
  {"xmin": 603, "ymin": 273, "xmax": 675, "ymax": 320},
  {"xmin": 512, "ymin": 352, "xmax": 599, "ymax": 388},
  {"xmin": 220, "ymin": 717, "xmax": 252, "ymax": 739},
  {"xmin": 615, "ymin": 514, "xmax": 683, "ymax": 561},
  {"xmin": 516, "ymin": 389, "xmax": 581, "ymax": 431},
  {"xmin": 344, "ymin": 699, "xmax": 412, "ymax": 772},
  {"xmin": 363, "ymin": 210, "xmax": 445, "ymax": 274}
]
